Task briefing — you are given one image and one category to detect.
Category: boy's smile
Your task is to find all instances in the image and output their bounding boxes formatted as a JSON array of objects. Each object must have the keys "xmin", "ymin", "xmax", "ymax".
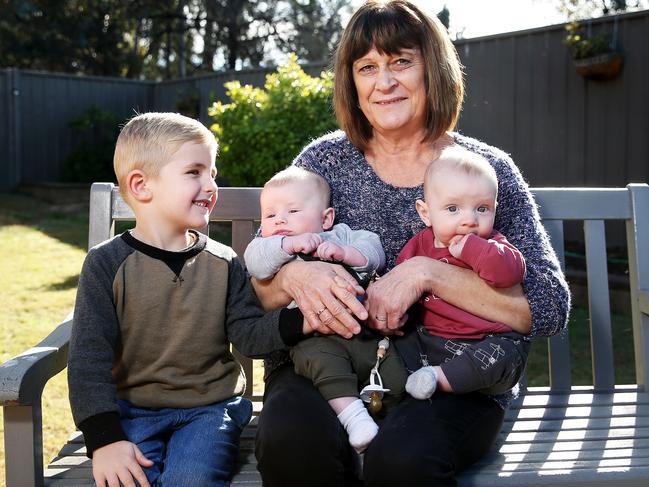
[{"xmin": 140, "ymin": 141, "xmax": 218, "ymax": 249}]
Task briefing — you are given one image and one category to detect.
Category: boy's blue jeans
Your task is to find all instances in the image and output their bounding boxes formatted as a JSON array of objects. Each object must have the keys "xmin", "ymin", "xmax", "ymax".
[{"xmin": 116, "ymin": 396, "xmax": 252, "ymax": 487}]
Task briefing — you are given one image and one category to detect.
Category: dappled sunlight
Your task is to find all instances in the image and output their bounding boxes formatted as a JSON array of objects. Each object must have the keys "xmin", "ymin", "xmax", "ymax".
[
  {"xmin": 485, "ymin": 388, "xmax": 648, "ymax": 480},
  {"xmin": 496, "ymin": 442, "xmax": 532, "ymax": 476}
]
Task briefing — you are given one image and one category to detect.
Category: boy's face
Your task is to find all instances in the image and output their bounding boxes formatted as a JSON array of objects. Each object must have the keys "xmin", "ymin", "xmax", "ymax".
[
  {"xmin": 259, "ymin": 181, "xmax": 332, "ymax": 238},
  {"xmin": 416, "ymin": 167, "xmax": 497, "ymax": 248},
  {"xmin": 147, "ymin": 141, "xmax": 218, "ymax": 232}
]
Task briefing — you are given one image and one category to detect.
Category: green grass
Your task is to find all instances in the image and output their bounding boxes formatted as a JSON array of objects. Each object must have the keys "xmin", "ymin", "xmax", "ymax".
[
  {"xmin": 0, "ymin": 191, "xmax": 638, "ymax": 486},
  {"xmin": 0, "ymin": 193, "xmax": 88, "ymax": 487},
  {"xmin": 526, "ymin": 306, "xmax": 636, "ymax": 387}
]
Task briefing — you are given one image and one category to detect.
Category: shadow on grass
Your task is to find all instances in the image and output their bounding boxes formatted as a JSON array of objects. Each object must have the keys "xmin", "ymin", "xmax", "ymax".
[
  {"xmin": 0, "ymin": 192, "xmax": 237, "ymax": 253},
  {"xmin": 0, "ymin": 193, "xmax": 89, "ymax": 250},
  {"xmin": 47, "ymin": 274, "xmax": 80, "ymax": 291}
]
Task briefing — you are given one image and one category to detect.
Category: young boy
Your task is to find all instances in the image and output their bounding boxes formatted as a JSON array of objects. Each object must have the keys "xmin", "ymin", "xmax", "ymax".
[
  {"xmin": 68, "ymin": 113, "xmax": 306, "ymax": 487},
  {"xmin": 397, "ymin": 146, "xmax": 530, "ymax": 400},
  {"xmin": 244, "ymin": 166, "xmax": 407, "ymax": 453}
]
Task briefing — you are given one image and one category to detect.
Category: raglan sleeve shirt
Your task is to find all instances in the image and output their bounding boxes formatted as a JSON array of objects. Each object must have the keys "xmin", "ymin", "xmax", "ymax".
[
  {"xmin": 68, "ymin": 236, "xmax": 305, "ymax": 457},
  {"xmin": 458, "ymin": 232, "xmax": 526, "ymax": 288}
]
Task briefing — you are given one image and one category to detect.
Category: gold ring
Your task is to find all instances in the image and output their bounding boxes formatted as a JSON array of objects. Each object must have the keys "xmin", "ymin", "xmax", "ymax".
[{"xmin": 316, "ymin": 307, "xmax": 327, "ymax": 316}]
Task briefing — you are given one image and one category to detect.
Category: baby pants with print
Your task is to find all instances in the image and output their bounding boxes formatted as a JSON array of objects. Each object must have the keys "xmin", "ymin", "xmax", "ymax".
[{"xmin": 395, "ymin": 325, "xmax": 530, "ymax": 396}]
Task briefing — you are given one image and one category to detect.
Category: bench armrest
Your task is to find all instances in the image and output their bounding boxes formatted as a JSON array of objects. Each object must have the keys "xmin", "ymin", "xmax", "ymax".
[{"xmin": 0, "ymin": 312, "xmax": 72, "ymax": 406}]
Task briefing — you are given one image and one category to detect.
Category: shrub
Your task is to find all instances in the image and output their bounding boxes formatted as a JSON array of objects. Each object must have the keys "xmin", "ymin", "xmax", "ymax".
[
  {"xmin": 564, "ymin": 21, "xmax": 614, "ymax": 60},
  {"xmin": 175, "ymin": 89, "xmax": 201, "ymax": 119},
  {"xmin": 208, "ymin": 54, "xmax": 338, "ymax": 187},
  {"xmin": 62, "ymin": 104, "xmax": 122, "ymax": 183}
]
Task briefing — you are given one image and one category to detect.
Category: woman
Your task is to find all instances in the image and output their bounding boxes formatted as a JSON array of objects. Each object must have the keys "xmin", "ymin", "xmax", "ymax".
[{"xmin": 253, "ymin": 1, "xmax": 569, "ymax": 486}]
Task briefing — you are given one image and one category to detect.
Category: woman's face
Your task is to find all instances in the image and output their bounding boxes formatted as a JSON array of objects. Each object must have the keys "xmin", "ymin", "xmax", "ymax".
[{"xmin": 352, "ymin": 47, "xmax": 427, "ymax": 137}]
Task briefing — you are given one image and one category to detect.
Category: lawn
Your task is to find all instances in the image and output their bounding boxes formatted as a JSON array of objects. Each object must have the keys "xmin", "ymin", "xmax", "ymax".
[
  {"xmin": 0, "ymin": 191, "xmax": 637, "ymax": 487},
  {"xmin": 0, "ymin": 192, "xmax": 88, "ymax": 487}
]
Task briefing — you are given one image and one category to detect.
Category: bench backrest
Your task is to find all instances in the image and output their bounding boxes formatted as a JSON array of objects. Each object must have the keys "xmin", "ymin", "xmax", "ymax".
[{"xmin": 88, "ymin": 183, "xmax": 649, "ymax": 397}]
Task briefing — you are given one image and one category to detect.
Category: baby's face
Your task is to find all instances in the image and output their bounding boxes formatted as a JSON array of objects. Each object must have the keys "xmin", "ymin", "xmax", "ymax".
[
  {"xmin": 260, "ymin": 181, "xmax": 328, "ymax": 238},
  {"xmin": 423, "ymin": 168, "xmax": 497, "ymax": 248}
]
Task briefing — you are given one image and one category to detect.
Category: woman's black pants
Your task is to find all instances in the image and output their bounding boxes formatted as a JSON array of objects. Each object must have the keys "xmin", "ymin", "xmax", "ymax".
[{"xmin": 255, "ymin": 364, "xmax": 504, "ymax": 487}]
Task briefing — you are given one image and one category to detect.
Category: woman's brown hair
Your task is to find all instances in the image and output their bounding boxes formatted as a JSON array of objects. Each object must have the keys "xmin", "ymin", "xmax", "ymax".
[{"xmin": 333, "ymin": 0, "xmax": 464, "ymax": 150}]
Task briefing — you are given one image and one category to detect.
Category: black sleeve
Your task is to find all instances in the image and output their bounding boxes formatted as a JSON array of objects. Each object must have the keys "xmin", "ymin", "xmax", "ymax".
[
  {"xmin": 225, "ymin": 257, "xmax": 306, "ymax": 358},
  {"xmin": 67, "ymin": 244, "xmax": 127, "ymax": 456}
]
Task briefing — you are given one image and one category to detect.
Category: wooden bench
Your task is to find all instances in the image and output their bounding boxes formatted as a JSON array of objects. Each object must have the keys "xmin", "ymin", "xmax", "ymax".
[{"xmin": 2, "ymin": 182, "xmax": 649, "ymax": 486}]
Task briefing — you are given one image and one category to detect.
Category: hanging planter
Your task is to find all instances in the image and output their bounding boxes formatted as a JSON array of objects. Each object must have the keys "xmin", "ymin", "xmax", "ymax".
[
  {"xmin": 574, "ymin": 51, "xmax": 624, "ymax": 80},
  {"xmin": 564, "ymin": 20, "xmax": 624, "ymax": 82}
]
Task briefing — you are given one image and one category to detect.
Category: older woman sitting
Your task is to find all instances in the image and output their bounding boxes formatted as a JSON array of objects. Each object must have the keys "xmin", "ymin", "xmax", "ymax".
[{"xmin": 252, "ymin": 1, "xmax": 570, "ymax": 486}]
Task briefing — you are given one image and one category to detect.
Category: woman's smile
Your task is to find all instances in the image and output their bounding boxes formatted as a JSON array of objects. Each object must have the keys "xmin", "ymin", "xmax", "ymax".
[{"xmin": 374, "ymin": 97, "xmax": 407, "ymax": 105}]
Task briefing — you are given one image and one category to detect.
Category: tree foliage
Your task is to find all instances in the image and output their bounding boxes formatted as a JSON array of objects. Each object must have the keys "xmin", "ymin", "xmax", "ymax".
[
  {"xmin": 0, "ymin": 0, "xmax": 351, "ymax": 78},
  {"xmin": 208, "ymin": 55, "xmax": 337, "ymax": 186},
  {"xmin": 276, "ymin": 0, "xmax": 352, "ymax": 63},
  {"xmin": 0, "ymin": 0, "xmax": 140, "ymax": 76},
  {"xmin": 62, "ymin": 104, "xmax": 122, "ymax": 183},
  {"xmin": 557, "ymin": 0, "xmax": 645, "ymax": 20}
]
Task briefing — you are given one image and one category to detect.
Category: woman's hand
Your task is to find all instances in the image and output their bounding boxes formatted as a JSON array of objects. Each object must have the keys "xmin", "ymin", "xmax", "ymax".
[
  {"xmin": 364, "ymin": 255, "xmax": 532, "ymax": 335},
  {"xmin": 280, "ymin": 259, "xmax": 368, "ymax": 338},
  {"xmin": 365, "ymin": 257, "xmax": 433, "ymax": 334}
]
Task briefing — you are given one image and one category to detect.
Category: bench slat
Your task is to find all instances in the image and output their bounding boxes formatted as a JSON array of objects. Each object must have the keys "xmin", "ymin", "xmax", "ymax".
[
  {"xmin": 473, "ymin": 454, "xmax": 649, "ymax": 472},
  {"xmin": 626, "ymin": 184, "xmax": 649, "ymax": 390},
  {"xmin": 232, "ymin": 220, "xmax": 255, "ymax": 266},
  {"xmin": 584, "ymin": 219, "xmax": 616, "ymax": 390},
  {"xmin": 542, "ymin": 219, "xmax": 572, "ymax": 391},
  {"xmin": 88, "ymin": 183, "xmax": 115, "ymax": 248},
  {"xmin": 506, "ymin": 403, "xmax": 649, "ymax": 421},
  {"xmin": 459, "ymin": 468, "xmax": 649, "ymax": 487},
  {"xmin": 532, "ymin": 188, "xmax": 632, "ymax": 220}
]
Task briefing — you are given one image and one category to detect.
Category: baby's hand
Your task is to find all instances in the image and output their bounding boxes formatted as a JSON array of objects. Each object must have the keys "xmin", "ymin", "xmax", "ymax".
[
  {"xmin": 448, "ymin": 234, "xmax": 472, "ymax": 258},
  {"xmin": 282, "ymin": 233, "xmax": 323, "ymax": 255},
  {"xmin": 316, "ymin": 241, "xmax": 347, "ymax": 262},
  {"xmin": 92, "ymin": 440, "xmax": 153, "ymax": 487}
]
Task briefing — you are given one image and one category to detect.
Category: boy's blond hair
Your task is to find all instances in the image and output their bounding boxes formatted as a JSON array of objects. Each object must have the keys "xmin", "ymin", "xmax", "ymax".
[
  {"xmin": 263, "ymin": 166, "xmax": 331, "ymax": 208},
  {"xmin": 425, "ymin": 146, "xmax": 498, "ymax": 197},
  {"xmin": 114, "ymin": 112, "xmax": 218, "ymax": 200}
]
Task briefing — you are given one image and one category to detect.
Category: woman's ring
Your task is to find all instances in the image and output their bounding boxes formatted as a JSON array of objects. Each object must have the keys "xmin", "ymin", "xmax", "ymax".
[
  {"xmin": 316, "ymin": 307, "xmax": 327, "ymax": 317},
  {"xmin": 376, "ymin": 316, "xmax": 388, "ymax": 322}
]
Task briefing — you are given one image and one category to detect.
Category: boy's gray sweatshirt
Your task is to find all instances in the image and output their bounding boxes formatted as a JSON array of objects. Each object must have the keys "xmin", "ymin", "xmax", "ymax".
[{"xmin": 68, "ymin": 230, "xmax": 303, "ymax": 455}]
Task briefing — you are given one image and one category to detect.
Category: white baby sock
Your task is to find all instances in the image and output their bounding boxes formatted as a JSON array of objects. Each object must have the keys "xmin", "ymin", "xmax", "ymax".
[
  {"xmin": 337, "ymin": 399, "xmax": 379, "ymax": 453},
  {"xmin": 406, "ymin": 366, "xmax": 438, "ymax": 399}
]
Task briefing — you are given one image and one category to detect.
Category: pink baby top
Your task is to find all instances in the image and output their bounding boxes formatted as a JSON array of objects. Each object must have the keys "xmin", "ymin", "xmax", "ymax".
[{"xmin": 396, "ymin": 228, "xmax": 526, "ymax": 340}]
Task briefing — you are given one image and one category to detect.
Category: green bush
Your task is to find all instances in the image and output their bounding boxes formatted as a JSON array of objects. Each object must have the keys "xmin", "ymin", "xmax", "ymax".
[
  {"xmin": 208, "ymin": 54, "xmax": 338, "ymax": 187},
  {"xmin": 62, "ymin": 104, "xmax": 122, "ymax": 183}
]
